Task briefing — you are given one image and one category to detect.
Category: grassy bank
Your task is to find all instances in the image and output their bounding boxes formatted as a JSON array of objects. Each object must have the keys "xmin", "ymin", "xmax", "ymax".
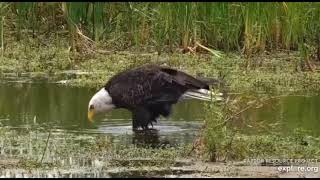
[
  {"xmin": 1, "ymin": 38, "xmax": 320, "ymax": 95},
  {"xmin": 1, "ymin": 2, "xmax": 320, "ymax": 177},
  {"xmin": 1, "ymin": 40, "xmax": 320, "ymax": 164}
]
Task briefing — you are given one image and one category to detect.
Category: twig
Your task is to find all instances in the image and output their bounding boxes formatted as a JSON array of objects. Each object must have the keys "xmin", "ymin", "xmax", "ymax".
[
  {"xmin": 96, "ymin": 49, "xmax": 114, "ymax": 55},
  {"xmin": 40, "ymin": 129, "xmax": 51, "ymax": 164},
  {"xmin": 305, "ymin": 56, "xmax": 315, "ymax": 72},
  {"xmin": 76, "ymin": 26, "xmax": 94, "ymax": 44},
  {"xmin": 195, "ymin": 41, "xmax": 222, "ymax": 58},
  {"xmin": 187, "ymin": 46, "xmax": 196, "ymax": 55},
  {"xmin": 214, "ymin": 104, "xmax": 255, "ymax": 129},
  {"xmin": 214, "ymin": 95, "xmax": 286, "ymax": 128}
]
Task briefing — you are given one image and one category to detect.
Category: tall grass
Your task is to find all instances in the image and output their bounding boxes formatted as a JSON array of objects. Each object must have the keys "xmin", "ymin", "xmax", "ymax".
[
  {"xmin": 0, "ymin": 2, "xmax": 10, "ymax": 56},
  {"xmin": 1, "ymin": 2, "xmax": 319, "ymax": 56}
]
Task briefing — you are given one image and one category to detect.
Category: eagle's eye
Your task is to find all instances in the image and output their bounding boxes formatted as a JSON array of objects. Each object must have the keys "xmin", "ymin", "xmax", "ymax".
[{"xmin": 89, "ymin": 105, "xmax": 94, "ymax": 110}]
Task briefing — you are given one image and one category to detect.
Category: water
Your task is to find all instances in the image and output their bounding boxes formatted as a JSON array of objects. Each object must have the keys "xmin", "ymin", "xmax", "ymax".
[
  {"xmin": 1, "ymin": 81, "xmax": 320, "ymax": 177},
  {"xmin": 0, "ymin": 82, "xmax": 205, "ymax": 146},
  {"xmin": 1, "ymin": 82, "xmax": 320, "ymax": 145},
  {"xmin": 239, "ymin": 95, "xmax": 320, "ymax": 136}
]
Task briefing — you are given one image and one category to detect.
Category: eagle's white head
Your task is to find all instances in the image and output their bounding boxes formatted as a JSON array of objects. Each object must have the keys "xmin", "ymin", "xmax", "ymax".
[{"xmin": 88, "ymin": 88, "xmax": 115, "ymax": 122}]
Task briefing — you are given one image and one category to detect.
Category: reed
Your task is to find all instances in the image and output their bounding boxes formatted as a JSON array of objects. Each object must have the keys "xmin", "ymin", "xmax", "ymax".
[
  {"xmin": 0, "ymin": 2, "xmax": 10, "ymax": 56},
  {"xmin": 1, "ymin": 2, "xmax": 319, "ymax": 57}
]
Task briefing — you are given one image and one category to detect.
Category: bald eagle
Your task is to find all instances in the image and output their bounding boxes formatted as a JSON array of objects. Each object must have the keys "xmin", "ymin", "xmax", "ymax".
[{"xmin": 88, "ymin": 64, "xmax": 223, "ymax": 130}]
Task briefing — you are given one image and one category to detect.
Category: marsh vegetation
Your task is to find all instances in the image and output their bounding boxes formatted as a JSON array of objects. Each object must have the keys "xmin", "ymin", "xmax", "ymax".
[{"xmin": 0, "ymin": 2, "xmax": 320, "ymax": 178}]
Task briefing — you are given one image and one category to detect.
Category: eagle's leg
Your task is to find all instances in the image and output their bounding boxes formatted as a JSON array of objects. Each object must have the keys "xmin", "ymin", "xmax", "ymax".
[
  {"xmin": 132, "ymin": 108, "xmax": 152, "ymax": 131},
  {"xmin": 132, "ymin": 109, "xmax": 145, "ymax": 131},
  {"xmin": 160, "ymin": 103, "xmax": 172, "ymax": 117},
  {"xmin": 132, "ymin": 117, "xmax": 139, "ymax": 131},
  {"xmin": 150, "ymin": 121, "xmax": 153, "ymax": 128}
]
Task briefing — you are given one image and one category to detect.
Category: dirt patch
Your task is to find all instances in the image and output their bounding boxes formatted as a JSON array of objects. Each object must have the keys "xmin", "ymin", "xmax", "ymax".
[{"xmin": 1, "ymin": 158, "xmax": 319, "ymax": 178}]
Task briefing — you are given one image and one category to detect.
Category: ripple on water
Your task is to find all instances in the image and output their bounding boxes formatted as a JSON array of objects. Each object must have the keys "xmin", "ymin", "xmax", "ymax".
[{"xmin": 96, "ymin": 118, "xmax": 202, "ymax": 135}]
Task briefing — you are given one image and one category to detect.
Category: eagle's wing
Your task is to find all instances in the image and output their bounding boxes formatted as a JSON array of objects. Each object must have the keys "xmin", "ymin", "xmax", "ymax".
[
  {"xmin": 159, "ymin": 67, "xmax": 209, "ymax": 90},
  {"xmin": 106, "ymin": 65, "xmax": 209, "ymax": 107}
]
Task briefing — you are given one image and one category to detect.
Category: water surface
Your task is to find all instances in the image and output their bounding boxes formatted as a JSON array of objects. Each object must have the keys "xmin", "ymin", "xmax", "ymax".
[
  {"xmin": 1, "ymin": 81, "xmax": 320, "ymax": 178},
  {"xmin": 1, "ymin": 81, "xmax": 320, "ymax": 148},
  {"xmin": 240, "ymin": 95, "xmax": 320, "ymax": 136},
  {"xmin": 0, "ymin": 82, "xmax": 205, "ymax": 146}
]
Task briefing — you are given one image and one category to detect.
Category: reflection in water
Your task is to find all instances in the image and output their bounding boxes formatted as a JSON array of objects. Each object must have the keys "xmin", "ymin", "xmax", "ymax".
[
  {"xmin": 132, "ymin": 129, "xmax": 175, "ymax": 148},
  {"xmin": 0, "ymin": 82, "xmax": 205, "ymax": 146},
  {"xmin": 133, "ymin": 130, "xmax": 161, "ymax": 147},
  {"xmin": 240, "ymin": 95, "xmax": 320, "ymax": 136},
  {"xmin": 0, "ymin": 82, "xmax": 94, "ymax": 129},
  {"xmin": 1, "ymin": 82, "xmax": 320, "ymax": 147}
]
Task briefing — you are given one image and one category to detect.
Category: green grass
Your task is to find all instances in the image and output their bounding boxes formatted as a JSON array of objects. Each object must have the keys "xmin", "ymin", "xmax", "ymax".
[
  {"xmin": 0, "ymin": 2, "xmax": 319, "ymax": 57},
  {"xmin": 1, "ymin": 3, "xmax": 320, "ymax": 175},
  {"xmin": 0, "ymin": 2, "xmax": 320, "ymax": 165},
  {"xmin": 0, "ymin": 127, "xmax": 192, "ymax": 170},
  {"xmin": 2, "ymin": 38, "xmax": 320, "ymax": 95},
  {"xmin": 1, "ymin": 41, "xmax": 320, "ymax": 167}
]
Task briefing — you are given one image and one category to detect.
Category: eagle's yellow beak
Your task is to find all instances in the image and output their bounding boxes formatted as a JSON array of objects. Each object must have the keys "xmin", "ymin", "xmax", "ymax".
[{"xmin": 88, "ymin": 110, "xmax": 95, "ymax": 122}]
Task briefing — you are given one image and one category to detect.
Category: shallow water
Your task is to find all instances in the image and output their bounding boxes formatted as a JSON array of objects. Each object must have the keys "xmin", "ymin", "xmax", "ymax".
[
  {"xmin": 0, "ymin": 82, "xmax": 205, "ymax": 147},
  {"xmin": 1, "ymin": 81, "xmax": 320, "ymax": 177},
  {"xmin": 1, "ymin": 82, "xmax": 320, "ymax": 146},
  {"xmin": 239, "ymin": 95, "xmax": 320, "ymax": 136}
]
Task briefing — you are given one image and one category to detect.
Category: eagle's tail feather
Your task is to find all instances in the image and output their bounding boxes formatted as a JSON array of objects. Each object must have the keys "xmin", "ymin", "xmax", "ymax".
[{"xmin": 180, "ymin": 89, "xmax": 223, "ymax": 102}]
